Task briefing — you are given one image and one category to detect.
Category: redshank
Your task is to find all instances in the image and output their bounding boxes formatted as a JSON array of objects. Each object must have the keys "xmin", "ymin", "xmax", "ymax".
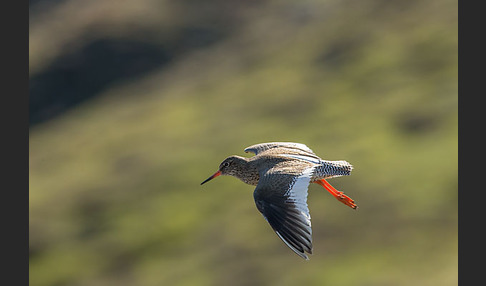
[{"xmin": 201, "ymin": 142, "xmax": 357, "ymax": 260}]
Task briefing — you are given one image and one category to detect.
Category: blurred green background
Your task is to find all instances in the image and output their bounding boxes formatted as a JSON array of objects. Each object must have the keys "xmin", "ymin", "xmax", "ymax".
[{"xmin": 29, "ymin": 0, "xmax": 457, "ymax": 285}]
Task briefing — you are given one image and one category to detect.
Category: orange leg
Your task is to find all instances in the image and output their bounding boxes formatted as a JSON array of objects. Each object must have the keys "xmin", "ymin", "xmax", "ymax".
[{"xmin": 314, "ymin": 179, "xmax": 358, "ymax": 210}]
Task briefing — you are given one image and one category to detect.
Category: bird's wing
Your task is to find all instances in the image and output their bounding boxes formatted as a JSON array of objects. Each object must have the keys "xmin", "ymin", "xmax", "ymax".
[
  {"xmin": 253, "ymin": 165, "xmax": 315, "ymax": 260},
  {"xmin": 244, "ymin": 142, "xmax": 316, "ymax": 156}
]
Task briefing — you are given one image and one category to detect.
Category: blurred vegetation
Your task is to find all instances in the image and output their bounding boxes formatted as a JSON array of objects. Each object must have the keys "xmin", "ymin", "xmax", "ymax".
[{"xmin": 29, "ymin": 0, "xmax": 457, "ymax": 285}]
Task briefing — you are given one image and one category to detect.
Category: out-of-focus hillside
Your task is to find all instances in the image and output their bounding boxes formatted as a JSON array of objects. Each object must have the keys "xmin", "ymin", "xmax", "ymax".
[{"xmin": 29, "ymin": 0, "xmax": 457, "ymax": 285}]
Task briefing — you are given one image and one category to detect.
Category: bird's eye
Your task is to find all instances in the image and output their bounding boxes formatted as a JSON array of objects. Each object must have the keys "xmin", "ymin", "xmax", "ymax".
[{"xmin": 223, "ymin": 162, "xmax": 230, "ymax": 168}]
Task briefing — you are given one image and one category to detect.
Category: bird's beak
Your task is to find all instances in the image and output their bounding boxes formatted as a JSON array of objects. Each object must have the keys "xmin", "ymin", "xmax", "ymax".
[{"xmin": 200, "ymin": 170, "xmax": 222, "ymax": 185}]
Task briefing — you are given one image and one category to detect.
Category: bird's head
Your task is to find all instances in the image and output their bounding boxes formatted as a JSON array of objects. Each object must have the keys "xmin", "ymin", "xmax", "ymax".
[{"xmin": 200, "ymin": 156, "xmax": 247, "ymax": 185}]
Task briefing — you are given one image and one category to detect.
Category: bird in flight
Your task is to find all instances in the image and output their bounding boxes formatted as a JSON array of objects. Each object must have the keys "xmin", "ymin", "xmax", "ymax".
[{"xmin": 201, "ymin": 142, "xmax": 357, "ymax": 260}]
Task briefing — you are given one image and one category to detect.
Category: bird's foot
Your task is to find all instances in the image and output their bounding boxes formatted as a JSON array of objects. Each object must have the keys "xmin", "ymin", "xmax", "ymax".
[
  {"xmin": 314, "ymin": 179, "xmax": 358, "ymax": 210},
  {"xmin": 334, "ymin": 192, "xmax": 358, "ymax": 210}
]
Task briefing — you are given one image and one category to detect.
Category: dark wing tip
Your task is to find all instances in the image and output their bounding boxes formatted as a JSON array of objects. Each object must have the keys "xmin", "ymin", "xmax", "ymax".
[{"xmin": 254, "ymin": 192, "xmax": 313, "ymax": 260}]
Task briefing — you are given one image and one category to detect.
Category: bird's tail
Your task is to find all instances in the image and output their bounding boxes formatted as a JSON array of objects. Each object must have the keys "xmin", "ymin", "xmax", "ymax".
[{"xmin": 316, "ymin": 160, "xmax": 353, "ymax": 179}]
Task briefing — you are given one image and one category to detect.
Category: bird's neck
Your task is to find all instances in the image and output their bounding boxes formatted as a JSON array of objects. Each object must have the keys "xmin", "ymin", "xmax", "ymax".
[{"xmin": 232, "ymin": 156, "xmax": 260, "ymax": 186}]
